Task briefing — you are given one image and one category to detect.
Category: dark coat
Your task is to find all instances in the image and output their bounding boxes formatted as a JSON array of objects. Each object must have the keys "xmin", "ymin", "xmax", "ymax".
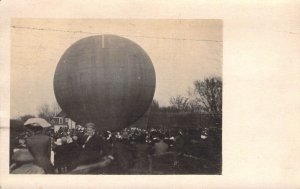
[
  {"xmin": 54, "ymin": 142, "xmax": 81, "ymax": 169},
  {"xmin": 153, "ymin": 140, "xmax": 169, "ymax": 155},
  {"xmin": 72, "ymin": 134, "xmax": 110, "ymax": 166},
  {"xmin": 132, "ymin": 143, "xmax": 151, "ymax": 172},
  {"xmin": 109, "ymin": 141, "xmax": 134, "ymax": 173},
  {"xmin": 53, "ymin": 144, "xmax": 66, "ymax": 168},
  {"xmin": 26, "ymin": 133, "xmax": 54, "ymax": 174}
]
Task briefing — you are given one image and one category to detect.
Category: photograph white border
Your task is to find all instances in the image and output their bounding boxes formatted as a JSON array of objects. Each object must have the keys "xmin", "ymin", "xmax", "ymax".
[{"xmin": 1, "ymin": 1, "xmax": 300, "ymax": 188}]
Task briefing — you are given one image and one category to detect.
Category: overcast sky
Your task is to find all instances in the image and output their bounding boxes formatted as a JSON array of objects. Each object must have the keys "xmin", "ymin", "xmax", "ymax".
[{"xmin": 11, "ymin": 19, "xmax": 222, "ymax": 118}]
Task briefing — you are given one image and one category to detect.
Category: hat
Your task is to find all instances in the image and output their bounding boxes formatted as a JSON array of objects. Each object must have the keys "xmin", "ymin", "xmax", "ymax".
[
  {"xmin": 24, "ymin": 118, "xmax": 51, "ymax": 128},
  {"xmin": 12, "ymin": 149, "xmax": 34, "ymax": 162},
  {"xmin": 85, "ymin": 122, "xmax": 96, "ymax": 129},
  {"xmin": 55, "ymin": 138, "xmax": 62, "ymax": 145},
  {"xmin": 61, "ymin": 137, "xmax": 68, "ymax": 144}
]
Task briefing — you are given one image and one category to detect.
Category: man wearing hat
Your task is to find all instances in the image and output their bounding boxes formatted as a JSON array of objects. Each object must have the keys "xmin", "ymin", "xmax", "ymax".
[
  {"xmin": 71, "ymin": 122, "xmax": 112, "ymax": 169},
  {"xmin": 25, "ymin": 118, "xmax": 54, "ymax": 174}
]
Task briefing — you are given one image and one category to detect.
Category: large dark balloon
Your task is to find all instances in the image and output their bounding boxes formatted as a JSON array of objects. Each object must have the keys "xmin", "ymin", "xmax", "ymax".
[{"xmin": 53, "ymin": 35, "xmax": 156, "ymax": 131}]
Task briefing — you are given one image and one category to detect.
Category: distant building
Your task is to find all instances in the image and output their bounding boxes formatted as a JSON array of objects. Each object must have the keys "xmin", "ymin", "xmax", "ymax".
[{"xmin": 49, "ymin": 111, "xmax": 76, "ymax": 132}]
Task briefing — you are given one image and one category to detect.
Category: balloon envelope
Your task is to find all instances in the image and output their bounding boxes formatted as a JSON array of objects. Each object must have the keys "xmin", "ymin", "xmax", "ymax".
[{"xmin": 54, "ymin": 35, "xmax": 156, "ymax": 131}]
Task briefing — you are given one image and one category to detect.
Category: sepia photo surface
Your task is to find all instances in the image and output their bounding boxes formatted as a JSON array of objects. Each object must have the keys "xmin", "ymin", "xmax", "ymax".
[
  {"xmin": 9, "ymin": 19, "xmax": 222, "ymax": 175},
  {"xmin": 1, "ymin": 1, "xmax": 300, "ymax": 188}
]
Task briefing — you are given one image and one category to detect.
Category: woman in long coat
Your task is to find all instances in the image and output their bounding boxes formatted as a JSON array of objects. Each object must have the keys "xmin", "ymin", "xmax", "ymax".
[{"xmin": 26, "ymin": 123, "xmax": 54, "ymax": 174}]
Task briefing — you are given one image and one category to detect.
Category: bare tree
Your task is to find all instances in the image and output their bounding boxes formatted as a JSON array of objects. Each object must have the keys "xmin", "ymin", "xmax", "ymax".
[
  {"xmin": 51, "ymin": 101, "xmax": 62, "ymax": 116},
  {"xmin": 17, "ymin": 114, "xmax": 36, "ymax": 123},
  {"xmin": 37, "ymin": 103, "xmax": 52, "ymax": 121},
  {"xmin": 186, "ymin": 98, "xmax": 202, "ymax": 113},
  {"xmin": 37, "ymin": 102, "xmax": 62, "ymax": 121},
  {"xmin": 169, "ymin": 95, "xmax": 190, "ymax": 112},
  {"xmin": 191, "ymin": 76, "xmax": 222, "ymax": 120}
]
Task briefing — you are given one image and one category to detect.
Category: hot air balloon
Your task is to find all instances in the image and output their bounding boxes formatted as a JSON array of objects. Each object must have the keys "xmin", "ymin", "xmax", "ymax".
[{"xmin": 53, "ymin": 35, "xmax": 156, "ymax": 131}]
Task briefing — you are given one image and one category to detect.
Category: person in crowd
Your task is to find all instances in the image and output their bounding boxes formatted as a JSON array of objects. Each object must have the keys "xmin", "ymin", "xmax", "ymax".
[
  {"xmin": 64, "ymin": 135, "xmax": 81, "ymax": 170},
  {"xmin": 152, "ymin": 133, "xmax": 169, "ymax": 155},
  {"xmin": 53, "ymin": 137, "xmax": 68, "ymax": 173},
  {"xmin": 172, "ymin": 130, "xmax": 185, "ymax": 154},
  {"xmin": 25, "ymin": 123, "xmax": 54, "ymax": 174},
  {"xmin": 10, "ymin": 148, "xmax": 45, "ymax": 174},
  {"xmin": 109, "ymin": 131, "xmax": 134, "ymax": 174},
  {"xmin": 131, "ymin": 133, "xmax": 151, "ymax": 173},
  {"xmin": 70, "ymin": 122, "xmax": 113, "ymax": 169},
  {"xmin": 71, "ymin": 135, "xmax": 79, "ymax": 144}
]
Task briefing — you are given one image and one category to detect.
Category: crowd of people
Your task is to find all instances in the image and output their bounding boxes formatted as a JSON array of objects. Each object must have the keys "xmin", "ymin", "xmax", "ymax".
[{"xmin": 10, "ymin": 119, "xmax": 221, "ymax": 174}]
